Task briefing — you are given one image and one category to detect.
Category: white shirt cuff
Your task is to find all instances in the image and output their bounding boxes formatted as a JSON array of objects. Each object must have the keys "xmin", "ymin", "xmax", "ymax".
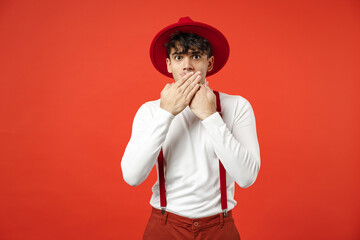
[
  {"xmin": 201, "ymin": 112, "xmax": 224, "ymax": 129},
  {"xmin": 155, "ymin": 107, "xmax": 175, "ymax": 124}
]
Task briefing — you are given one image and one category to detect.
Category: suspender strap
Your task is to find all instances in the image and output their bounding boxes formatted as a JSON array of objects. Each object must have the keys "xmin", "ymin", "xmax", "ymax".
[
  {"xmin": 214, "ymin": 90, "xmax": 228, "ymax": 216},
  {"xmin": 157, "ymin": 90, "xmax": 228, "ymax": 216},
  {"xmin": 157, "ymin": 149, "xmax": 167, "ymax": 215}
]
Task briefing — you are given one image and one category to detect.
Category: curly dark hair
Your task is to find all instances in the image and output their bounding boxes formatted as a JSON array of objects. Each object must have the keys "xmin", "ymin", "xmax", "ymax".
[{"xmin": 164, "ymin": 31, "xmax": 212, "ymax": 59}]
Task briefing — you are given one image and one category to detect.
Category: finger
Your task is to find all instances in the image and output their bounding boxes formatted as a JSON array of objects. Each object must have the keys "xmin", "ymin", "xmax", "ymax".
[
  {"xmin": 174, "ymin": 72, "xmax": 194, "ymax": 88},
  {"xmin": 178, "ymin": 72, "xmax": 200, "ymax": 91},
  {"xmin": 183, "ymin": 74, "xmax": 201, "ymax": 96},
  {"xmin": 205, "ymin": 85, "xmax": 213, "ymax": 92},
  {"xmin": 179, "ymin": 73, "xmax": 201, "ymax": 94},
  {"xmin": 161, "ymin": 83, "xmax": 170, "ymax": 93},
  {"xmin": 204, "ymin": 82, "xmax": 213, "ymax": 92},
  {"xmin": 180, "ymin": 72, "xmax": 201, "ymax": 93},
  {"xmin": 185, "ymin": 83, "xmax": 201, "ymax": 103}
]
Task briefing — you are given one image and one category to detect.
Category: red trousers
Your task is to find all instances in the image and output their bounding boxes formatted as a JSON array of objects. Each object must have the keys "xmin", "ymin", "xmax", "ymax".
[{"xmin": 143, "ymin": 207, "xmax": 241, "ymax": 240}]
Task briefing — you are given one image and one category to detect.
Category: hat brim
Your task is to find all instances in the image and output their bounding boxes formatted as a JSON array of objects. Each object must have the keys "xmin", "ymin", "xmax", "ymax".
[{"xmin": 150, "ymin": 20, "xmax": 230, "ymax": 78}]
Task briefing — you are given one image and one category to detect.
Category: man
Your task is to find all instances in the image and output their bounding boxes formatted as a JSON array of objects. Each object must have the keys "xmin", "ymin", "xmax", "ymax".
[{"xmin": 121, "ymin": 17, "xmax": 261, "ymax": 240}]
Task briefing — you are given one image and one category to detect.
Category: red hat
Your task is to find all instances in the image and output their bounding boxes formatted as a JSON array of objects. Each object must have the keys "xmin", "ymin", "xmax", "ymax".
[{"xmin": 150, "ymin": 17, "xmax": 230, "ymax": 78}]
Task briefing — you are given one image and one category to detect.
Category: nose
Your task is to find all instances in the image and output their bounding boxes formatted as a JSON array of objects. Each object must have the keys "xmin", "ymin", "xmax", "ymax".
[{"xmin": 182, "ymin": 56, "xmax": 194, "ymax": 72}]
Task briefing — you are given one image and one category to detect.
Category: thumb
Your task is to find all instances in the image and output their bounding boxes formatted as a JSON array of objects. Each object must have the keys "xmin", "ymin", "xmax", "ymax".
[
  {"xmin": 205, "ymin": 81, "xmax": 213, "ymax": 92},
  {"xmin": 164, "ymin": 83, "xmax": 171, "ymax": 90},
  {"xmin": 161, "ymin": 83, "xmax": 171, "ymax": 95}
]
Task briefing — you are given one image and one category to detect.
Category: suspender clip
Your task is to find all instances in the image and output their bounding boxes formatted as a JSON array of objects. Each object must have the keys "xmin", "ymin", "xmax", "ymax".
[
  {"xmin": 223, "ymin": 209, "xmax": 228, "ymax": 217},
  {"xmin": 161, "ymin": 207, "xmax": 166, "ymax": 216}
]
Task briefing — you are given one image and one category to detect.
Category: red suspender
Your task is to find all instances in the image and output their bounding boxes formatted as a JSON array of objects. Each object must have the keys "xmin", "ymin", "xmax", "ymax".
[
  {"xmin": 214, "ymin": 90, "xmax": 228, "ymax": 215},
  {"xmin": 157, "ymin": 148, "xmax": 167, "ymax": 214},
  {"xmin": 157, "ymin": 90, "xmax": 228, "ymax": 216}
]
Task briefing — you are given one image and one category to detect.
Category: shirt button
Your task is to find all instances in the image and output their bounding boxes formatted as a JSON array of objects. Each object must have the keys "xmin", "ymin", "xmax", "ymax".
[{"xmin": 194, "ymin": 222, "xmax": 199, "ymax": 226}]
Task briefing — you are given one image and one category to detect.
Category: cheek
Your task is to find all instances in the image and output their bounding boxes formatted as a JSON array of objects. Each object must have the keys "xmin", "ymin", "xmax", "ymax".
[
  {"xmin": 201, "ymin": 72, "xmax": 206, "ymax": 79},
  {"xmin": 200, "ymin": 65, "xmax": 209, "ymax": 76}
]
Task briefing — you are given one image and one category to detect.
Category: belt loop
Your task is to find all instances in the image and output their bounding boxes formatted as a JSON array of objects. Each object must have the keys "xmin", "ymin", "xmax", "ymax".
[{"xmin": 161, "ymin": 211, "xmax": 168, "ymax": 225}]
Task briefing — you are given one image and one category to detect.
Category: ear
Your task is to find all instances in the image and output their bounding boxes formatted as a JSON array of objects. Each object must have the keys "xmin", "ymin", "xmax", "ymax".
[
  {"xmin": 166, "ymin": 58, "xmax": 172, "ymax": 73},
  {"xmin": 207, "ymin": 56, "xmax": 214, "ymax": 72}
]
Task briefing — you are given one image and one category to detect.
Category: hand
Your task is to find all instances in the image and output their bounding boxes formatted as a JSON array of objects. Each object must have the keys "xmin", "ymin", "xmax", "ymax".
[
  {"xmin": 189, "ymin": 82, "xmax": 217, "ymax": 120},
  {"xmin": 160, "ymin": 72, "xmax": 202, "ymax": 116}
]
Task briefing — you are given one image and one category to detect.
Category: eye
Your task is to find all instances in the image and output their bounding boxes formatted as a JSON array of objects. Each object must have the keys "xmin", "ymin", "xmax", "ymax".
[
  {"xmin": 174, "ymin": 55, "xmax": 182, "ymax": 60},
  {"xmin": 193, "ymin": 55, "xmax": 201, "ymax": 60}
]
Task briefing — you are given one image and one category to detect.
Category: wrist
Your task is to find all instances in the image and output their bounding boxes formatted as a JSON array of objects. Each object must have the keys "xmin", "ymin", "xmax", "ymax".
[
  {"xmin": 199, "ymin": 110, "xmax": 217, "ymax": 120},
  {"xmin": 160, "ymin": 106, "xmax": 177, "ymax": 116}
]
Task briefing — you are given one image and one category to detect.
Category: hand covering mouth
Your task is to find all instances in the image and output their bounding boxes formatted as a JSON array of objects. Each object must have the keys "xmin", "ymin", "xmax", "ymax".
[{"xmin": 180, "ymin": 71, "xmax": 196, "ymax": 77}]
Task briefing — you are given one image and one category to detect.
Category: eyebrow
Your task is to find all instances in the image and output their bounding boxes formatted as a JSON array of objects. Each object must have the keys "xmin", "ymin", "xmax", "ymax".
[
  {"xmin": 171, "ymin": 51, "xmax": 182, "ymax": 56},
  {"xmin": 171, "ymin": 51, "xmax": 202, "ymax": 56}
]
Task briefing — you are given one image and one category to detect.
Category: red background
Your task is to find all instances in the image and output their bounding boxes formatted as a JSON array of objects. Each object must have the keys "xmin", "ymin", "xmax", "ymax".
[{"xmin": 1, "ymin": 0, "xmax": 359, "ymax": 239}]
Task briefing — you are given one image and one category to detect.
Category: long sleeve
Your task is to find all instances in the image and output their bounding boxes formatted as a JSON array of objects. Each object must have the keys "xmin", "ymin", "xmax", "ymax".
[
  {"xmin": 121, "ymin": 102, "xmax": 175, "ymax": 186},
  {"xmin": 201, "ymin": 98, "xmax": 261, "ymax": 188}
]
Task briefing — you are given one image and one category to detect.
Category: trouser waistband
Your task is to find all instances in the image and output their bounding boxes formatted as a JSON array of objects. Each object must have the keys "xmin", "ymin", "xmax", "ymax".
[{"xmin": 151, "ymin": 207, "xmax": 233, "ymax": 229}]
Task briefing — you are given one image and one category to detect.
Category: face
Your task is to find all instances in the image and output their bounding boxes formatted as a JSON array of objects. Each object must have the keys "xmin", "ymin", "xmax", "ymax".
[{"xmin": 166, "ymin": 46, "xmax": 214, "ymax": 83}]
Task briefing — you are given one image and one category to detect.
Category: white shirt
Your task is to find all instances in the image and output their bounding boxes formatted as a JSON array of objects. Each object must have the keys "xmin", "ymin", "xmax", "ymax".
[{"xmin": 121, "ymin": 91, "xmax": 261, "ymax": 218}]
